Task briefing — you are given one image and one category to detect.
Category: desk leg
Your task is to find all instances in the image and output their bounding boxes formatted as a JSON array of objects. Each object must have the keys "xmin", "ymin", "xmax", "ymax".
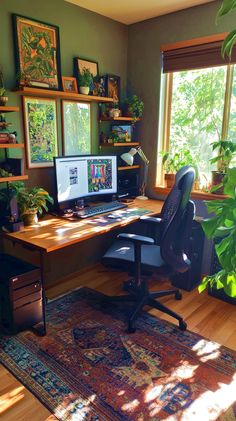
[{"xmin": 32, "ymin": 250, "xmax": 47, "ymax": 336}]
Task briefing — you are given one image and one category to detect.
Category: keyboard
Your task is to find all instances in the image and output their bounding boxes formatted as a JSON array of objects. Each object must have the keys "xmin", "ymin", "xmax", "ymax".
[{"xmin": 75, "ymin": 201, "xmax": 127, "ymax": 219}]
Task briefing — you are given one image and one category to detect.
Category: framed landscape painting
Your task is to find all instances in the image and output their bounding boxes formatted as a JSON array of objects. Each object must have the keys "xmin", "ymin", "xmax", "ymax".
[
  {"xmin": 13, "ymin": 14, "xmax": 62, "ymax": 90},
  {"xmin": 62, "ymin": 100, "xmax": 91, "ymax": 156},
  {"xmin": 23, "ymin": 97, "xmax": 58, "ymax": 168}
]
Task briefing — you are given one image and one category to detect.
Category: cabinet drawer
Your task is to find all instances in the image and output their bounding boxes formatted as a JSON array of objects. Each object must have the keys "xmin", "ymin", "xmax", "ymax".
[{"xmin": 12, "ymin": 281, "xmax": 41, "ymax": 301}]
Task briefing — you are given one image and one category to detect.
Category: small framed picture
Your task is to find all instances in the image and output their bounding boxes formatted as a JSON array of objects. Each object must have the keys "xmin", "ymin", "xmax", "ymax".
[
  {"xmin": 74, "ymin": 57, "xmax": 98, "ymax": 78},
  {"xmin": 23, "ymin": 96, "xmax": 58, "ymax": 168},
  {"xmin": 112, "ymin": 125, "xmax": 132, "ymax": 142},
  {"xmin": 93, "ymin": 76, "xmax": 106, "ymax": 97},
  {"xmin": 62, "ymin": 77, "xmax": 78, "ymax": 93},
  {"xmin": 105, "ymin": 74, "xmax": 120, "ymax": 102}
]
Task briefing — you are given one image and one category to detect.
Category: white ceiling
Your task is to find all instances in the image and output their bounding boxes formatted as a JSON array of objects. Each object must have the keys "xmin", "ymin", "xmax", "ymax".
[{"xmin": 65, "ymin": 0, "xmax": 214, "ymax": 25}]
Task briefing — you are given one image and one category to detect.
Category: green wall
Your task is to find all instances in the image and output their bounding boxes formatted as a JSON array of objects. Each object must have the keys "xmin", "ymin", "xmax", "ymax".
[
  {"xmin": 0, "ymin": 0, "xmax": 128, "ymax": 194},
  {"xmin": 127, "ymin": 0, "xmax": 236, "ymax": 195}
]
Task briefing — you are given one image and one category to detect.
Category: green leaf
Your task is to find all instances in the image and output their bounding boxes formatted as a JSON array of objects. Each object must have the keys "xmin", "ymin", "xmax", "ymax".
[
  {"xmin": 221, "ymin": 30, "xmax": 236, "ymax": 58},
  {"xmin": 217, "ymin": 0, "xmax": 236, "ymax": 20}
]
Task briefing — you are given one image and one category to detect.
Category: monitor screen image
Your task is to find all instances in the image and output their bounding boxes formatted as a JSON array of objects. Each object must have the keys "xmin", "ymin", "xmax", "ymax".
[{"xmin": 54, "ymin": 155, "xmax": 117, "ymax": 203}]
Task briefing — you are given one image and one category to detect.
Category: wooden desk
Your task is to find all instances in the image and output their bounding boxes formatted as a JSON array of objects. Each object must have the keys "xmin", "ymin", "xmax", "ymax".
[{"xmin": 2, "ymin": 198, "xmax": 163, "ymax": 334}]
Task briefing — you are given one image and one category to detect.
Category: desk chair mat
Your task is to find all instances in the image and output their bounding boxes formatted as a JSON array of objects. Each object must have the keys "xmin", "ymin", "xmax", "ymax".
[{"xmin": 0, "ymin": 287, "xmax": 235, "ymax": 421}]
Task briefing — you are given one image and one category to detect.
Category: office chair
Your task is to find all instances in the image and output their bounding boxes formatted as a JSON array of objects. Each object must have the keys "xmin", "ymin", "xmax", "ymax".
[{"xmin": 102, "ymin": 166, "xmax": 195, "ymax": 333}]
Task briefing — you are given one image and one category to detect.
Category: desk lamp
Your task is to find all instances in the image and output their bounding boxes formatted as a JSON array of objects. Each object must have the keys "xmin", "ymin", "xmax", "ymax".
[{"xmin": 120, "ymin": 147, "xmax": 149, "ymax": 200}]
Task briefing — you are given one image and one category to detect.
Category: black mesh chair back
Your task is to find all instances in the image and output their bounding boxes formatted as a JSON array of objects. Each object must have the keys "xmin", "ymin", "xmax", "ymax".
[{"xmin": 160, "ymin": 166, "xmax": 195, "ymax": 273}]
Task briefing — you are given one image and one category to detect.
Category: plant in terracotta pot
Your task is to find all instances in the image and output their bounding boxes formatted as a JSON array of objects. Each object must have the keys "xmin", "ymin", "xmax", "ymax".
[
  {"xmin": 210, "ymin": 140, "xmax": 236, "ymax": 194},
  {"xmin": 0, "ymin": 67, "xmax": 8, "ymax": 106},
  {"xmin": 12, "ymin": 183, "xmax": 54, "ymax": 226},
  {"xmin": 78, "ymin": 68, "xmax": 93, "ymax": 95},
  {"xmin": 199, "ymin": 167, "xmax": 236, "ymax": 299},
  {"xmin": 124, "ymin": 95, "xmax": 144, "ymax": 122},
  {"xmin": 162, "ymin": 144, "xmax": 199, "ymax": 188}
]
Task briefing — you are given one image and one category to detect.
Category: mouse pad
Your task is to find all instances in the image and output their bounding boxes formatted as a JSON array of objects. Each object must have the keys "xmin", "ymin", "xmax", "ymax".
[{"xmin": 85, "ymin": 208, "xmax": 151, "ymax": 226}]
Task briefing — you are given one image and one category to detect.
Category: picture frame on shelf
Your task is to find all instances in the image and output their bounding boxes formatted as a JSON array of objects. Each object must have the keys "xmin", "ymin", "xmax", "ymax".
[
  {"xmin": 12, "ymin": 14, "xmax": 62, "ymax": 90},
  {"xmin": 62, "ymin": 100, "xmax": 91, "ymax": 156},
  {"xmin": 111, "ymin": 125, "xmax": 132, "ymax": 142},
  {"xmin": 23, "ymin": 96, "xmax": 58, "ymax": 168},
  {"xmin": 93, "ymin": 76, "xmax": 106, "ymax": 97},
  {"xmin": 105, "ymin": 74, "xmax": 120, "ymax": 102},
  {"xmin": 62, "ymin": 76, "xmax": 78, "ymax": 93},
  {"xmin": 74, "ymin": 57, "xmax": 98, "ymax": 95}
]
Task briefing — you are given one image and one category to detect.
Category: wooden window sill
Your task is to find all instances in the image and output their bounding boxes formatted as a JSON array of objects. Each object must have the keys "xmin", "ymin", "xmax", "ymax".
[{"xmin": 154, "ymin": 186, "xmax": 227, "ymax": 200}]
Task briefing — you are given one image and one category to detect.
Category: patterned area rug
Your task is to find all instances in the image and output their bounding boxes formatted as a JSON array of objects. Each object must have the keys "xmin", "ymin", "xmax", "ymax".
[{"xmin": 0, "ymin": 287, "xmax": 235, "ymax": 420}]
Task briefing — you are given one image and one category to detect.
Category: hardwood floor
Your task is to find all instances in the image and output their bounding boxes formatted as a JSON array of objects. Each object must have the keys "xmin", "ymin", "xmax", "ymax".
[{"xmin": 1, "ymin": 263, "xmax": 235, "ymax": 420}]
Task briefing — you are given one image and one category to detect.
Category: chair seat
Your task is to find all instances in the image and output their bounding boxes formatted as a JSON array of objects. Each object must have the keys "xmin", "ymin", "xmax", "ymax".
[{"xmin": 103, "ymin": 239, "xmax": 166, "ymax": 270}]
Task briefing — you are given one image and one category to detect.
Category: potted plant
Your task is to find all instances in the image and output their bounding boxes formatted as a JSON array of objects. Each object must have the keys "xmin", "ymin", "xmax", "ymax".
[
  {"xmin": 162, "ymin": 144, "xmax": 199, "ymax": 188},
  {"xmin": 0, "ymin": 67, "xmax": 8, "ymax": 106},
  {"xmin": 124, "ymin": 95, "xmax": 144, "ymax": 122},
  {"xmin": 198, "ymin": 167, "xmax": 236, "ymax": 300},
  {"xmin": 210, "ymin": 140, "xmax": 236, "ymax": 194},
  {"xmin": 77, "ymin": 68, "xmax": 93, "ymax": 95},
  {"xmin": 12, "ymin": 183, "xmax": 54, "ymax": 226}
]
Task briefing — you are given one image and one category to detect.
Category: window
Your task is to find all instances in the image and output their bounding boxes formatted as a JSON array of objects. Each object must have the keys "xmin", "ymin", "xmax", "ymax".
[{"xmin": 159, "ymin": 35, "xmax": 236, "ymax": 189}]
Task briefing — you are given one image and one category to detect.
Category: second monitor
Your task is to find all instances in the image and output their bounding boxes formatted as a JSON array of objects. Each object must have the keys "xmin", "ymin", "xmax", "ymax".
[{"xmin": 54, "ymin": 155, "xmax": 117, "ymax": 205}]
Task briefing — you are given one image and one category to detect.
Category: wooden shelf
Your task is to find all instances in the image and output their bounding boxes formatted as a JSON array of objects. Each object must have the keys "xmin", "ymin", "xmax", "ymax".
[
  {"xmin": 0, "ymin": 106, "xmax": 20, "ymax": 113},
  {"xmin": 0, "ymin": 175, "xmax": 28, "ymax": 183},
  {"xmin": 118, "ymin": 165, "xmax": 140, "ymax": 171},
  {"xmin": 100, "ymin": 116, "xmax": 140, "ymax": 122},
  {"xmin": 100, "ymin": 142, "xmax": 140, "ymax": 147},
  {"xmin": 154, "ymin": 186, "xmax": 227, "ymax": 201},
  {"xmin": 15, "ymin": 87, "xmax": 114, "ymax": 103},
  {"xmin": 0, "ymin": 143, "xmax": 24, "ymax": 149}
]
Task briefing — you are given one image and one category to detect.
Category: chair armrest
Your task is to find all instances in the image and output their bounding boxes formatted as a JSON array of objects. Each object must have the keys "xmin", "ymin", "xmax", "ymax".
[
  {"xmin": 117, "ymin": 233, "xmax": 154, "ymax": 245},
  {"xmin": 140, "ymin": 216, "xmax": 163, "ymax": 225}
]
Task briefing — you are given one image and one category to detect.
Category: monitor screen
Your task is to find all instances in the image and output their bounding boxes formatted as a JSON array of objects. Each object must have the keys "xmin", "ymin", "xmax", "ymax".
[{"xmin": 54, "ymin": 155, "xmax": 117, "ymax": 204}]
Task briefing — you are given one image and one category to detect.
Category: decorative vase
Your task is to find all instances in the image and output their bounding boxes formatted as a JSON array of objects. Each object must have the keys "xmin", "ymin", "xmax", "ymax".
[
  {"xmin": 211, "ymin": 171, "xmax": 225, "ymax": 194},
  {"xmin": 79, "ymin": 87, "xmax": 89, "ymax": 95},
  {"xmin": 0, "ymin": 96, "xmax": 8, "ymax": 106},
  {"xmin": 165, "ymin": 173, "xmax": 175, "ymax": 188},
  {"xmin": 22, "ymin": 211, "xmax": 38, "ymax": 226},
  {"xmin": 109, "ymin": 108, "xmax": 121, "ymax": 118}
]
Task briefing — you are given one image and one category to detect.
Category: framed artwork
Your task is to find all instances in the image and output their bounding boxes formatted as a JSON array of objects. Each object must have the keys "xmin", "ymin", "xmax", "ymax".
[
  {"xmin": 23, "ymin": 97, "xmax": 58, "ymax": 168},
  {"xmin": 93, "ymin": 76, "xmax": 106, "ymax": 97},
  {"xmin": 74, "ymin": 57, "xmax": 98, "ymax": 78},
  {"xmin": 13, "ymin": 14, "xmax": 62, "ymax": 90},
  {"xmin": 62, "ymin": 77, "xmax": 78, "ymax": 93},
  {"xmin": 62, "ymin": 100, "xmax": 91, "ymax": 156},
  {"xmin": 105, "ymin": 74, "xmax": 120, "ymax": 102}
]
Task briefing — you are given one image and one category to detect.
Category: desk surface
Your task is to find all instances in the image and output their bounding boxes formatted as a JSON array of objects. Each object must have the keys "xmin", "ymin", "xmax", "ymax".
[{"xmin": 3, "ymin": 199, "xmax": 163, "ymax": 253}]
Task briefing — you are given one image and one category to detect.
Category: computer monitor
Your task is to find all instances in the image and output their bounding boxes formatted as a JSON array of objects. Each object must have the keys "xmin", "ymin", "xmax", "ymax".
[{"xmin": 54, "ymin": 155, "xmax": 117, "ymax": 204}]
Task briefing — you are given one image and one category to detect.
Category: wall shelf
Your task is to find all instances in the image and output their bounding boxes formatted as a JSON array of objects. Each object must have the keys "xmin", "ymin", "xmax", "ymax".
[
  {"xmin": 118, "ymin": 165, "xmax": 140, "ymax": 171},
  {"xmin": 15, "ymin": 87, "xmax": 114, "ymax": 103},
  {"xmin": 100, "ymin": 142, "xmax": 140, "ymax": 147},
  {"xmin": 0, "ymin": 143, "xmax": 24, "ymax": 149},
  {"xmin": 0, "ymin": 106, "xmax": 20, "ymax": 113},
  {"xmin": 0, "ymin": 175, "xmax": 28, "ymax": 183},
  {"xmin": 100, "ymin": 116, "xmax": 140, "ymax": 122}
]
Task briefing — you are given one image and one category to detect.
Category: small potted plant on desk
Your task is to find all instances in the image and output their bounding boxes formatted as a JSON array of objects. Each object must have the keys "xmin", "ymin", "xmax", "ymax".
[
  {"xmin": 77, "ymin": 68, "xmax": 93, "ymax": 95},
  {"xmin": 12, "ymin": 183, "xmax": 54, "ymax": 226},
  {"xmin": 198, "ymin": 167, "xmax": 236, "ymax": 302},
  {"xmin": 210, "ymin": 140, "xmax": 236, "ymax": 194}
]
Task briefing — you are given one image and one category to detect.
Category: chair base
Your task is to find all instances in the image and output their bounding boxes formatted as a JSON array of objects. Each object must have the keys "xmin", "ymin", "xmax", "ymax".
[{"xmin": 103, "ymin": 279, "xmax": 187, "ymax": 333}]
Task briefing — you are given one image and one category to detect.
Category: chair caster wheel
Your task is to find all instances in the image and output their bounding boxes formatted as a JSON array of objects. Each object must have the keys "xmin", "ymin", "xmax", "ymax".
[
  {"xmin": 175, "ymin": 291, "xmax": 182, "ymax": 300},
  {"xmin": 179, "ymin": 320, "xmax": 187, "ymax": 331},
  {"xmin": 127, "ymin": 324, "xmax": 136, "ymax": 334}
]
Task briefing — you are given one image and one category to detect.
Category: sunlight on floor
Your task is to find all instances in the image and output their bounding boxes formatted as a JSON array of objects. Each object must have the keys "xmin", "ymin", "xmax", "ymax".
[
  {"xmin": 192, "ymin": 339, "xmax": 221, "ymax": 362},
  {"xmin": 0, "ymin": 386, "xmax": 25, "ymax": 415},
  {"xmin": 55, "ymin": 393, "xmax": 96, "ymax": 420}
]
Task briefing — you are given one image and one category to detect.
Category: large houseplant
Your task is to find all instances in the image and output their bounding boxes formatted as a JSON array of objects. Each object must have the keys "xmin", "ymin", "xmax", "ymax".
[
  {"xmin": 210, "ymin": 140, "xmax": 236, "ymax": 193},
  {"xmin": 199, "ymin": 167, "xmax": 236, "ymax": 298},
  {"xmin": 217, "ymin": 1, "xmax": 236, "ymax": 57},
  {"xmin": 12, "ymin": 183, "xmax": 53, "ymax": 225}
]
